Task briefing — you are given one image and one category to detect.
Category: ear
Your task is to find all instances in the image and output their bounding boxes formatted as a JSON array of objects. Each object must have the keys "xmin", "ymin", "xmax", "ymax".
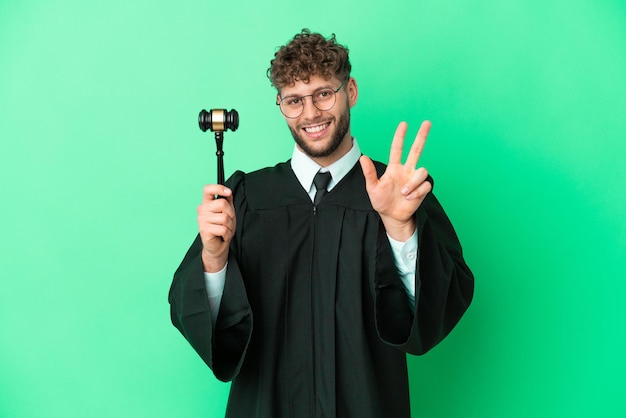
[{"xmin": 347, "ymin": 77, "xmax": 358, "ymax": 108}]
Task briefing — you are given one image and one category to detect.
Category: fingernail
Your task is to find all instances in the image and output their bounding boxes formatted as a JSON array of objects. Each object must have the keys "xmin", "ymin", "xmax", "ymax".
[{"xmin": 401, "ymin": 187, "xmax": 409, "ymax": 195}]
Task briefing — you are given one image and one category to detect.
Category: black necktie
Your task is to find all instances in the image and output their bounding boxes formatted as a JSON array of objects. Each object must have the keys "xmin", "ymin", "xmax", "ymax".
[{"xmin": 313, "ymin": 171, "xmax": 332, "ymax": 206}]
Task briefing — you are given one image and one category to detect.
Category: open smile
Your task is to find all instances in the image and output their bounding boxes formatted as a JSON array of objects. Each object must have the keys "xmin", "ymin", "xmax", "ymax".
[{"xmin": 302, "ymin": 122, "xmax": 331, "ymax": 138}]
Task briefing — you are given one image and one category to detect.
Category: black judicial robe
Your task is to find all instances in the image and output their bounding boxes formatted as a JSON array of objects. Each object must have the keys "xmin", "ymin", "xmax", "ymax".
[{"xmin": 169, "ymin": 160, "xmax": 474, "ymax": 418}]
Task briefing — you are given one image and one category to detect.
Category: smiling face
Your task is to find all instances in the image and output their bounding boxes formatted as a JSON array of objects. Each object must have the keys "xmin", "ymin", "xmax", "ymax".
[{"xmin": 278, "ymin": 74, "xmax": 358, "ymax": 167}]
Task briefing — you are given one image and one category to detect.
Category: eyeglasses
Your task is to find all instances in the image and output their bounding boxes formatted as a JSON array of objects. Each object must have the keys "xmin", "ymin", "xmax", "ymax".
[{"xmin": 276, "ymin": 76, "xmax": 349, "ymax": 119}]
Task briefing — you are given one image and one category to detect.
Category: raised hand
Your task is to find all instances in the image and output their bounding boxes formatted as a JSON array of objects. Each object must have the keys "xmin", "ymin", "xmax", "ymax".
[
  {"xmin": 359, "ymin": 120, "xmax": 432, "ymax": 241},
  {"xmin": 197, "ymin": 185, "xmax": 236, "ymax": 272}
]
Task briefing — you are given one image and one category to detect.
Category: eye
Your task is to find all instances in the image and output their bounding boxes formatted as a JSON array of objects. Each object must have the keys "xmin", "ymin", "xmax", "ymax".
[
  {"xmin": 315, "ymin": 89, "xmax": 333, "ymax": 100},
  {"xmin": 284, "ymin": 97, "xmax": 301, "ymax": 106}
]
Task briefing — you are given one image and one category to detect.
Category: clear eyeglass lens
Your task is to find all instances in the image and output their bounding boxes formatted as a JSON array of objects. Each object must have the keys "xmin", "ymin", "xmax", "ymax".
[
  {"xmin": 313, "ymin": 89, "xmax": 335, "ymax": 109},
  {"xmin": 281, "ymin": 88, "xmax": 337, "ymax": 118}
]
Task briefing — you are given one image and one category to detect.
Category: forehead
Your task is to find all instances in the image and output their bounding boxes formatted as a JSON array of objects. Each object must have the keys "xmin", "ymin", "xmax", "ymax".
[{"xmin": 280, "ymin": 74, "xmax": 341, "ymax": 96}]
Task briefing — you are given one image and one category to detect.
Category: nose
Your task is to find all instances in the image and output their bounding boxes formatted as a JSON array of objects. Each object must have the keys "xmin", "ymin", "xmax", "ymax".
[{"xmin": 301, "ymin": 96, "xmax": 322, "ymax": 119}]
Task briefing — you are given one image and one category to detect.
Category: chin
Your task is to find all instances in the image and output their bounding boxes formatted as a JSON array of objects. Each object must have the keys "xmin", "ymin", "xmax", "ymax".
[
  {"xmin": 289, "ymin": 109, "xmax": 350, "ymax": 159},
  {"xmin": 296, "ymin": 136, "xmax": 343, "ymax": 158}
]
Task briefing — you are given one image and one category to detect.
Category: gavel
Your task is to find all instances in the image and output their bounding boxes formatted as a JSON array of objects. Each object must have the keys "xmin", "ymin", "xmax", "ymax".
[{"xmin": 198, "ymin": 108, "xmax": 239, "ymax": 185}]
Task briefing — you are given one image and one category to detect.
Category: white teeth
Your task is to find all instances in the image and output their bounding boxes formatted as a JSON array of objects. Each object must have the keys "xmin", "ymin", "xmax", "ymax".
[{"xmin": 304, "ymin": 123, "xmax": 329, "ymax": 133}]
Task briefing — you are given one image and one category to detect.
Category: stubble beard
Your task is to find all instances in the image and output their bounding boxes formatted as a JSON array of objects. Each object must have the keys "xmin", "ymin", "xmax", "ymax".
[{"xmin": 289, "ymin": 108, "xmax": 350, "ymax": 159}]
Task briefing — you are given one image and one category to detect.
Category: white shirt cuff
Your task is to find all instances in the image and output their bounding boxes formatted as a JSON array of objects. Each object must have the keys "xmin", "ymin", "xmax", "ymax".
[
  {"xmin": 204, "ymin": 263, "xmax": 227, "ymax": 297},
  {"xmin": 387, "ymin": 230, "xmax": 418, "ymax": 306},
  {"xmin": 203, "ymin": 263, "xmax": 227, "ymax": 327}
]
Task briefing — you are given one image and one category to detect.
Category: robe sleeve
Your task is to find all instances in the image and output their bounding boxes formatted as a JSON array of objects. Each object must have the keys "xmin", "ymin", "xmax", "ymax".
[
  {"xmin": 168, "ymin": 173, "xmax": 253, "ymax": 382},
  {"xmin": 374, "ymin": 190, "xmax": 474, "ymax": 355}
]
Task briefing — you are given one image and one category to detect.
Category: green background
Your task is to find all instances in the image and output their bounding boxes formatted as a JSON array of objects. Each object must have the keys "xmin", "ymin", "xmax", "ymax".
[{"xmin": 1, "ymin": 0, "xmax": 625, "ymax": 417}]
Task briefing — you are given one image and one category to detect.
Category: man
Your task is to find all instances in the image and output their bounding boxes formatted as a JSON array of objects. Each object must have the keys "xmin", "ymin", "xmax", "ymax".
[{"xmin": 169, "ymin": 29, "xmax": 474, "ymax": 418}]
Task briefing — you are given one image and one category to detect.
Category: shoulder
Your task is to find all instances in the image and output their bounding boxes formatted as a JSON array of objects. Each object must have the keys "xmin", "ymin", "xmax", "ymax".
[
  {"xmin": 226, "ymin": 161, "xmax": 305, "ymax": 210},
  {"xmin": 226, "ymin": 161, "xmax": 291, "ymax": 188}
]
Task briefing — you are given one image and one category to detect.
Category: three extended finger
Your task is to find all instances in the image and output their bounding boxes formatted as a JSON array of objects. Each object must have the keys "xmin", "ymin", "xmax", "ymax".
[
  {"xmin": 388, "ymin": 122, "xmax": 408, "ymax": 165},
  {"xmin": 359, "ymin": 155, "xmax": 379, "ymax": 191},
  {"xmin": 404, "ymin": 120, "xmax": 431, "ymax": 168}
]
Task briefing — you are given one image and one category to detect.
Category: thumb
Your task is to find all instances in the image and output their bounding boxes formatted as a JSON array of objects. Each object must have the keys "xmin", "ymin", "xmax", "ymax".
[{"xmin": 359, "ymin": 155, "xmax": 378, "ymax": 190}]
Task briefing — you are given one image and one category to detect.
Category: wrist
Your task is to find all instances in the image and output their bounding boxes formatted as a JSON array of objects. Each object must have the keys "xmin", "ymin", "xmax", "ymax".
[
  {"xmin": 201, "ymin": 248, "xmax": 228, "ymax": 273},
  {"xmin": 380, "ymin": 216, "xmax": 416, "ymax": 242}
]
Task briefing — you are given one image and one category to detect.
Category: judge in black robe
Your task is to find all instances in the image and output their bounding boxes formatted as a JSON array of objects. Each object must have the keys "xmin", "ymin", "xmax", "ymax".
[{"xmin": 169, "ymin": 157, "xmax": 474, "ymax": 417}]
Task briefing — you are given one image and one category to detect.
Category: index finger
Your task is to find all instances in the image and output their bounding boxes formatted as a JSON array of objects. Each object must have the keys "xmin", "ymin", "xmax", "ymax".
[
  {"xmin": 388, "ymin": 121, "xmax": 409, "ymax": 165},
  {"xmin": 404, "ymin": 120, "xmax": 431, "ymax": 168},
  {"xmin": 202, "ymin": 185, "xmax": 232, "ymax": 202}
]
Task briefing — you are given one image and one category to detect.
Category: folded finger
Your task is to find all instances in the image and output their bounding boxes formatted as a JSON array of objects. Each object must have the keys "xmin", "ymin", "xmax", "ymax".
[
  {"xmin": 202, "ymin": 185, "xmax": 232, "ymax": 203},
  {"xmin": 401, "ymin": 167, "xmax": 429, "ymax": 196}
]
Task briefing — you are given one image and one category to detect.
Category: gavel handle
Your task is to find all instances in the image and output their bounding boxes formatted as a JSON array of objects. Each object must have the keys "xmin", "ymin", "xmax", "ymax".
[{"xmin": 215, "ymin": 131, "xmax": 225, "ymax": 185}]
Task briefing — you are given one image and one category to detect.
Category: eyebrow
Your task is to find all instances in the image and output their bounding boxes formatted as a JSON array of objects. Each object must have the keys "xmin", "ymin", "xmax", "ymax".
[{"xmin": 281, "ymin": 83, "xmax": 337, "ymax": 98}]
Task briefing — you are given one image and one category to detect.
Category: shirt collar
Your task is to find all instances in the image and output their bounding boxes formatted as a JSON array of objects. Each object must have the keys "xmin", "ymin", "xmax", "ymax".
[{"xmin": 290, "ymin": 138, "xmax": 361, "ymax": 193}]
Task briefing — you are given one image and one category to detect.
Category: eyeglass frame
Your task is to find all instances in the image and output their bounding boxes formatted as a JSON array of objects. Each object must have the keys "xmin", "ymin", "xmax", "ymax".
[{"xmin": 276, "ymin": 75, "xmax": 350, "ymax": 119}]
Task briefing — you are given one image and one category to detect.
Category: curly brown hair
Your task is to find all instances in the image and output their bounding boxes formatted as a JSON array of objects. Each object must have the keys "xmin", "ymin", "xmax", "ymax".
[{"xmin": 267, "ymin": 29, "xmax": 351, "ymax": 90}]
